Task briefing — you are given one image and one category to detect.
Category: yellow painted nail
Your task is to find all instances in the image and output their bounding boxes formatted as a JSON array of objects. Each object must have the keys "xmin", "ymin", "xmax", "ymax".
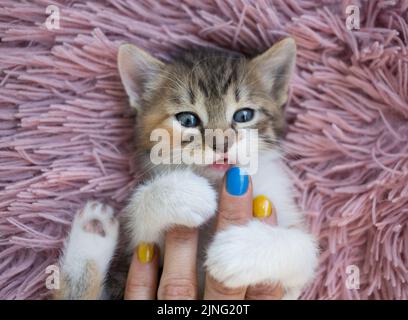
[
  {"xmin": 253, "ymin": 195, "xmax": 272, "ymax": 218},
  {"xmin": 137, "ymin": 243, "xmax": 155, "ymax": 264}
]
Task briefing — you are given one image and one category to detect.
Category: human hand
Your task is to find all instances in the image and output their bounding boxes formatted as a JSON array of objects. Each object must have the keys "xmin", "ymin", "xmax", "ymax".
[{"xmin": 124, "ymin": 167, "xmax": 283, "ymax": 300}]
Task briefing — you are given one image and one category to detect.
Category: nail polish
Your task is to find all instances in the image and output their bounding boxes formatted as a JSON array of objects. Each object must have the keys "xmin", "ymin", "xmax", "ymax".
[
  {"xmin": 137, "ymin": 243, "xmax": 154, "ymax": 264},
  {"xmin": 253, "ymin": 195, "xmax": 272, "ymax": 218},
  {"xmin": 226, "ymin": 166, "xmax": 249, "ymax": 196}
]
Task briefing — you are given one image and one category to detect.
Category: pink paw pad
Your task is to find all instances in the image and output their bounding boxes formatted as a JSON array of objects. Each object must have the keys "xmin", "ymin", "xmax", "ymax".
[{"xmin": 83, "ymin": 219, "xmax": 106, "ymax": 237}]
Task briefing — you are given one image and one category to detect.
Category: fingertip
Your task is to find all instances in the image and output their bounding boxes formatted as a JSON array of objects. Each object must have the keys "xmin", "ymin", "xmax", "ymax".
[
  {"xmin": 225, "ymin": 166, "xmax": 249, "ymax": 196},
  {"xmin": 217, "ymin": 168, "xmax": 253, "ymax": 230},
  {"xmin": 252, "ymin": 195, "xmax": 277, "ymax": 225},
  {"xmin": 137, "ymin": 242, "xmax": 156, "ymax": 264},
  {"xmin": 125, "ymin": 243, "xmax": 159, "ymax": 300}
]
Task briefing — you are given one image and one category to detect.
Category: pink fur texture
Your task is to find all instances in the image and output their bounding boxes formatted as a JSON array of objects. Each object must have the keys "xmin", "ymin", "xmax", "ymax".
[{"xmin": 0, "ymin": 0, "xmax": 407, "ymax": 299}]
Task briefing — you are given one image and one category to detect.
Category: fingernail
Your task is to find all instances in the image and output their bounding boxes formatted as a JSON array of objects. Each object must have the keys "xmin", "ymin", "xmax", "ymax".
[
  {"xmin": 253, "ymin": 195, "xmax": 272, "ymax": 218},
  {"xmin": 137, "ymin": 243, "xmax": 155, "ymax": 264},
  {"xmin": 226, "ymin": 166, "xmax": 249, "ymax": 196}
]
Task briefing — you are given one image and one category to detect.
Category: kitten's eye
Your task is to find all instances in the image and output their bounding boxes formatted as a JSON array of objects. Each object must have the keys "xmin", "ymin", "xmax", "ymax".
[
  {"xmin": 176, "ymin": 112, "xmax": 200, "ymax": 128},
  {"xmin": 233, "ymin": 108, "xmax": 255, "ymax": 123}
]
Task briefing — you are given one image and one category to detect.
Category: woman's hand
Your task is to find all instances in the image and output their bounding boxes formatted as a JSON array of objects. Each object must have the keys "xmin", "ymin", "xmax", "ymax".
[{"xmin": 124, "ymin": 167, "xmax": 283, "ymax": 300}]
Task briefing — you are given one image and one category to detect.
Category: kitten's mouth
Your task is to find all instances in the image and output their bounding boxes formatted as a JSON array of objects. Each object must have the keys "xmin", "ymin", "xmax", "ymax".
[
  {"xmin": 209, "ymin": 163, "xmax": 231, "ymax": 172},
  {"xmin": 208, "ymin": 155, "xmax": 231, "ymax": 172}
]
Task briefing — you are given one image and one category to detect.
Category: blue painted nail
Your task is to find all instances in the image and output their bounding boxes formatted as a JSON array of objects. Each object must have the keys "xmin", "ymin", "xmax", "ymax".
[{"xmin": 226, "ymin": 167, "xmax": 249, "ymax": 196}]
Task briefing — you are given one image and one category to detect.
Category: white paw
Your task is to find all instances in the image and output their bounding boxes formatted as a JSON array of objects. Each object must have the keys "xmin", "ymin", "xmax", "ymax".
[
  {"xmin": 73, "ymin": 201, "xmax": 119, "ymax": 238},
  {"xmin": 205, "ymin": 220, "xmax": 318, "ymax": 298},
  {"xmin": 62, "ymin": 201, "xmax": 119, "ymax": 276},
  {"xmin": 124, "ymin": 169, "xmax": 217, "ymax": 248}
]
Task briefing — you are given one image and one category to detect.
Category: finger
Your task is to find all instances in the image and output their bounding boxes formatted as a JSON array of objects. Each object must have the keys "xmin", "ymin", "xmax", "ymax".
[
  {"xmin": 205, "ymin": 166, "xmax": 252, "ymax": 299},
  {"xmin": 216, "ymin": 167, "xmax": 253, "ymax": 230},
  {"xmin": 246, "ymin": 195, "xmax": 284, "ymax": 300},
  {"xmin": 245, "ymin": 283, "xmax": 284, "ymax": 300},
  {"xmin": 158, "ymin": 226, "xmax": 199, "ymax": 300},
  {"xmin": 125, "ymin": 243, "xmax": 159, "ymax": 300},
  {"xmin": 204, "ymin": 275, "xmax": 246, "ymax": 300}
]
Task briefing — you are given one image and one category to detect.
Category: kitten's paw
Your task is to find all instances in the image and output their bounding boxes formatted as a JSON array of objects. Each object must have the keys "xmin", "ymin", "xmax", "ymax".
[
  {"xmin": 76, "ymin": 201, "xmax": 118, "ymax": 237},
  {"xmin": 63, "ymin": 201, "xmax": 119, "ymax": 275},
  {"xmin": 124, "ymin": 169, "xmax": 217, "ymax": 247},
  {"xmin": 205, "ymin": 220, "xmax": 318, "ymax": 298}
]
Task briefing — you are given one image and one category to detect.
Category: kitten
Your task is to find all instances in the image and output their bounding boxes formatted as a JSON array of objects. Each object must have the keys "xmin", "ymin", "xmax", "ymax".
[{"xmin": 54, "ymin": 38, "xmax": 318, "ymax": 300}]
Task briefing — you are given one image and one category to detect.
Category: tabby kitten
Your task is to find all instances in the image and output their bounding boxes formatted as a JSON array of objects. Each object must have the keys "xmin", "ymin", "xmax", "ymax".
[{"xmin": 54, "ymin": 38, "xmax": 318, "ymax": 300}]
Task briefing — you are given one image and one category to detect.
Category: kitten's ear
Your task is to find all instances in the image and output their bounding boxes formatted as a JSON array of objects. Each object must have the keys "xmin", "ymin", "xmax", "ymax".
[
  {"xmin": 250, "ymin": 37, "xmax": 296, "ymax": 106},
  {"xmin": 117, "ymin": 44, "xmax": 164, "ymax": 110}
]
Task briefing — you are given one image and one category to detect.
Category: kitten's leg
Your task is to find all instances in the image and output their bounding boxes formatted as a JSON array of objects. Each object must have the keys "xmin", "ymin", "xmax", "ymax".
[
  {"xmin": 53, "ymin": 201, "xmax": 119, "ymax": 300},
  {"xmin": 123, "ymin": 169, "xmax": 217, "ymax": 252},
  {"xmin": 205, "ymin": 221, "xmax": 318, "ymax": 300}
]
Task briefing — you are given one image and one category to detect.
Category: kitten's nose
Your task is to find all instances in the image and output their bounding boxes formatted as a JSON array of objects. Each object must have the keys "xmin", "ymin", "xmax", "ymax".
[{"xmin": 211, "ymin": 137, "xmax": 229, "ymax": 153}]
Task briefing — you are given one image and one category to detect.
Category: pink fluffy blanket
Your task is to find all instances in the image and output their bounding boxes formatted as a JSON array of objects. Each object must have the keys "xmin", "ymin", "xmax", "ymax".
[{"xmin": 0, "ymin": 0, "xmax": 407, "ymax": 300}]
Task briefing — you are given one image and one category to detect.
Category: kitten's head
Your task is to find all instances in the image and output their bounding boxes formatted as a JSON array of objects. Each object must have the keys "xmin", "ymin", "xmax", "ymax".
[{"xmin": 118, "ymin": 38, "xmax": 296, "ymax": 178}]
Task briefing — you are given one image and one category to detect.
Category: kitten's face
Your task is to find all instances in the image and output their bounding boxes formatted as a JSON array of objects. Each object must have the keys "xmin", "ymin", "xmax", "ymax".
[{"xmin": 118, "ymin": 39, "xmax": 296, "ymax": 179}]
